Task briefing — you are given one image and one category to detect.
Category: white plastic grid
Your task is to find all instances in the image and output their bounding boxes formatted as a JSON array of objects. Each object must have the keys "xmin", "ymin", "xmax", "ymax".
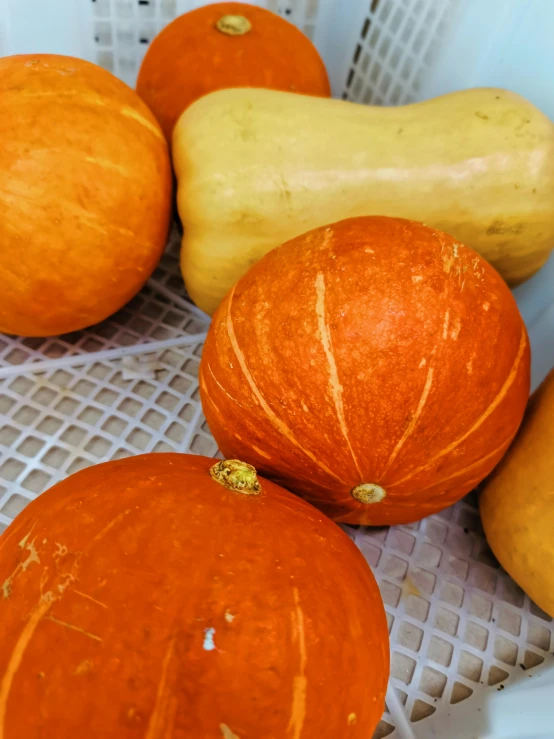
[
  {"xmin": 1, "ymin": 1, "xmax": 554, "ymax": 737},
  {"xmin": 347, "ymin": 496, "xmax": 554, "ymax": 736},
  {"xmin": 87, "ymin": 0, "xmax": 460, "ymax": 101},
  {"xmin": 342, "ymin": 0, "xmax": 459, "ymax": 104},
  {"xmin": 1, "ymin": 221, "xmax": 553, "ymax": 738}
]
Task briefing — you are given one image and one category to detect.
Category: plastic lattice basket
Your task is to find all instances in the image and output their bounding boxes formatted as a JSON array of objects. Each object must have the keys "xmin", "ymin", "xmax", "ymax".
[{"xmin": 1, "ymin": 1, "xmax": 554, "ymax": 738}]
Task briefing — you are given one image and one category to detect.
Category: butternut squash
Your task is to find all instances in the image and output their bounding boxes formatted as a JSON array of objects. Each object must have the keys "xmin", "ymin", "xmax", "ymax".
[
  {"xmin": 480, "ymin": 368, "xmax": 554, "ymax": 617},
  {"xmin": 173, "ymin": 87, "xmax": 554, "ymax": 315}
]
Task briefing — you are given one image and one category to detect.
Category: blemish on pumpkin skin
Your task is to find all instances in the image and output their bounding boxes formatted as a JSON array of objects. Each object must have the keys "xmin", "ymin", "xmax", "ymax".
[
  {"xmin": 73, "ymin": 659, "xmax": 93, "ymax": 676},
  {"xmin": 203, "ymin": 627, "xmax": 216, "ymax": 651},
  {"xmin": 54, "ymin": 543, "xmax": 68, "ymax": 557},
  {"xmin": 46, "ymin": 615, "xmax": 103, "ymax": 643},
  {"xmin": 450, "ymin": 317, "xmax": 462, "ymax": 341},
  {"xmin": 320, "ymin": 228, "xmax": 333, "ymax": 250},
  {"xmin": 0, "ymin": 583, "xmax": 70, "ymax": 725},
  {"xmin": 483, "ymin": 302, "xmax": 490, "ymax": 311},
  {"xmin": 73, "ymin": 589, "xmax": 109, "ymax": 610},
  {"xmin": 442, "ymin": 253, "xmax": 455, "ymax": 273},
  {"xmin": 18, "ymin": 528, "xmax": 35, "ymax": 549},
  {"xmin": 224, "ymin": 610, "xmax": 235, "ymax": 623},
  {"xmin": 2, "ymin": 533, "xmax": 41, "ymax": 599},
  {"xmin": 348, "ymin": 712, "xmax": 357, "ymax": 725},
  {"xmin": 126, "ymin": 706, "xmax": 143, "ymax": 724},
  {"xmin": 89, "ymin": 509, "xmax": 132, "ymax": 546}
]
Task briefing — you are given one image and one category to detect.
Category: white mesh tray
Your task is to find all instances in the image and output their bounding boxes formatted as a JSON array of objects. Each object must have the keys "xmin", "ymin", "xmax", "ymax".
[
  {"xmin": 1, "ymin": 228, "xmax": 552, "ymax": 739},
  {"xmin": 2, "ymin": 0, "xmax": 554, "ymax": 736}
]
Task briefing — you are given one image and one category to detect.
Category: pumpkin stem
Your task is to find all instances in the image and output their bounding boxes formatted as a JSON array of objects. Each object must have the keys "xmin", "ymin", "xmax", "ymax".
[
  {"xmin": 215, "ymin": 15, "xmax": 252, "ymax": 36},
  {"xmin": 210, "ymin": 460, "xmax": 261, "ymax": 495},
  {"xmin": 351, "ymin": 483, "xmax": 386, "ymax": 504}
]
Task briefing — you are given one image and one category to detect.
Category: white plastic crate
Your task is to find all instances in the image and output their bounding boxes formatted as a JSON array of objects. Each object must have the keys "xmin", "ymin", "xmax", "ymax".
[{"xmin": 1, "ymin": 1, "xmax": 554, "ymax": 737}]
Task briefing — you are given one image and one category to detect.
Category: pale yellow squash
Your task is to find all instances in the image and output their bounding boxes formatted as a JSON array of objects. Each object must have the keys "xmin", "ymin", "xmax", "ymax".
[
  {"xmin": 480, "ymin": 368, "xmax": 554, "ymax": 618},
  {"xmin": 173, "ymin": 87, "xmax": 554, "ymax": 315}
]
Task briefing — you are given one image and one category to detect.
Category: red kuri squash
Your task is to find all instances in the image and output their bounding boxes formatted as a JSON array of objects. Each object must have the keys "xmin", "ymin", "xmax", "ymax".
[
  {"xmin": 0, "ymin": 54, "xmax": 172, "ymax": 337},
  {"xmin": 136, "ymin": 2, "xmax": 331, "ymax": 140},
  {"xmin": 0, "ymin": 454, "xmax": 388, "ymax": 738},
  {"xmin": 200, "ymin": 216, "xmax": 530, "ymax": 525}
]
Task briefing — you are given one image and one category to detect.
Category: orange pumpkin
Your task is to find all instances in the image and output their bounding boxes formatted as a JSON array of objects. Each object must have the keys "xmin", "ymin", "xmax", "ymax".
[
  {"xmin": 200, "ymin": 216, "xmax": 530, "ymax": 526},
  {"xmin": 0, "ymin": 54, "xmax": 172, "ymax": 337},
  {"xmin": 136, "ymin": 2, "xmax": 331, "ymax": 141},
  {"xmin": 0, "ymin": 454, "xmax": 389, "ymax": 738}
]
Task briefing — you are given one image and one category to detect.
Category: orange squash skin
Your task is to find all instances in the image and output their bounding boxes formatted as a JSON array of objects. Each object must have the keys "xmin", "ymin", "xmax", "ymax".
[
  {"xmin": 200, "ymin": 217, "xmax": 530, "ymax": 526},
  {"xmin": 0, "ymin": 54, "xmax": 172, "ymax": 337},
  {"xmin": 136, "ymin": 2, "xmax": 331, "ymax": 140},
  {"xmin": 0, "ymin": 453, "xmax": 388, "ymax": 738},
  {"xmin": 480, "ymin": 368, "xmax": 554, "ymax": 617}
]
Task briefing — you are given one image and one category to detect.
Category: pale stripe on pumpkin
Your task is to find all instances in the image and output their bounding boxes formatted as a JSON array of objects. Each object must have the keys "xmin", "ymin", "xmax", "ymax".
[
  {"xmin": 220, "ymin": 725, "xmax": 241, "ymax": 739},
  {"xmin": 287, "ymin": 587, "xmax": 307, "ymax": 739},
  {"xmin": 442, "ymin": 310, "xmax": 450, "ymax": 339},
  {"xmin": 314, "ymin": 273, "xmax": 363, "ymax": 477},
  {"xmin": 0, "ymin": 186, "xmax": 140, "ymax": 241},
  {"xmin": 226, "ymin": 286, "xmax": 346, "ymax": 484},
  {"xmin": 119, "ymin": 105, "xmax": 164, "ymax": 140},
  {"xmin": 205, "ymin": 362, "xmax": 247, "ymax": 410},
  {"xmin": 394, "ymin": 433, "xmax": 515, "ymax": 496},
  {"xmin": 203, "ymin": 364, "xmax": 276, "ymax": 462},
  {"xmin": 0, "ymin": 536, "xmax": 80, "ymax": 735},
  {"xmin": 0, "ymin": 598, "xmax": 53, "ymax": 734},
  {"xmin": 379, "ymin": 345, "xmax": 437, "ymax": 481},
  {"xmin": 82, "ymin": 155, "xmax": 132, "ymax": 175},
  {"xmin": 391, "ymin": 327, "xmax": 528, "ymax": 487},
  {"xmin": 145, "ymin": 634, "xmax": 177, "ymax": 739},
  {"xmin": 13, "ymin": 90, "xmax": 164, "ymax": 141}
]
